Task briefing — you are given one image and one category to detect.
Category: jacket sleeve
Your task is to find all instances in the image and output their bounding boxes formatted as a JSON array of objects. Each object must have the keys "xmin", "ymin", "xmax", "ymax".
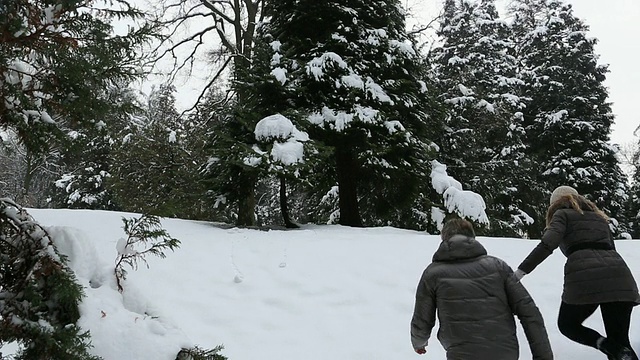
[
  {"xmin": 501, "ymin": 261, "xmax": 553, "ymax": 360},
  {"xmin": 518, "ymin": 211, "xmax": 567, "ymax": 274},
  {"xmin": 410, "ymin": 270, "xmax": 436, "ymax": 350}
]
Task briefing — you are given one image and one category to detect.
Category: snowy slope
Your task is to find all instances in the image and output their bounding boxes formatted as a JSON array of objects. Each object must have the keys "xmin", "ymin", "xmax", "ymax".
[{"xmin": 2, "ymin": 208, "xmax": 640, "ymax": 359}]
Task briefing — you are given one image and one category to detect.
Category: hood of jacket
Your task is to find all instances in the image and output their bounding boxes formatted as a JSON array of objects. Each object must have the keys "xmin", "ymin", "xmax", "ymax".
[{"xmin": 432, "ymin": 234, "xmax": 487, "ymax": 262}]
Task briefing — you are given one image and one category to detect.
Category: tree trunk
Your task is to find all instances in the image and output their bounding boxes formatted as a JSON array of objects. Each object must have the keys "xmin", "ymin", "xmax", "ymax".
[
  {"xmin": 279, "ymin": 175, "xmax": 298, "ymax": 228},
  {"xmin": 233, "ymin": 51, "xmax": 256, "ymax": 226},
  {"xmin": 335, "ymin": 146, "xmax": 362, "ymax": 227},
  {"xmin": 236, "ymin": 176, "xmax": 256, "ymax": 226},
  {"xmin": 21, "ymin": 151, "xmax": 34, "ymax": 206}
]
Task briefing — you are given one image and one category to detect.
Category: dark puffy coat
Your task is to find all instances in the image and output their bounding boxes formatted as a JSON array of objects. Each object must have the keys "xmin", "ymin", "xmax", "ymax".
[
  {"xmin": 411, "ymin": 235, "xmax": 553, "ymax": 360},
  {"xmin": 518, "ymin": 196, "xmax": 640, "ymax": 305}
]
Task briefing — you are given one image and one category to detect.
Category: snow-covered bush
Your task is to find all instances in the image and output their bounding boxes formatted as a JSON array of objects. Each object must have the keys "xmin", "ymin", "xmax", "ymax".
[{"xmin": 0, "ymin": 198, "xmax": 99, "ymax": 360}]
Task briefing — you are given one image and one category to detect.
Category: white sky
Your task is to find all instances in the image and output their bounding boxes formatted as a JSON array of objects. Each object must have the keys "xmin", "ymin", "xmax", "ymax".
[{"xmin": 407, "ymin": 0, "xmax": 640, "ymax": 146}]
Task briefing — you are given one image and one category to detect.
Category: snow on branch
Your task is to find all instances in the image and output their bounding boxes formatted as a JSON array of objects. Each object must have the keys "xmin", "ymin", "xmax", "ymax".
[
  {"xmin": 254, "ymin": 114, "xmax": 308, "ymax": 167},
  {"xmin": 430, "ymin": 160, "xmax": 489, "ymax": 224}
]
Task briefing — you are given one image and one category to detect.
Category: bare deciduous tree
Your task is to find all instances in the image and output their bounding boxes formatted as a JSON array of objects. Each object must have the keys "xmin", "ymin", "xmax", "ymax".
[{"xmin": 148, "ymin": 0, "xmax": 266, "ymax": 226}]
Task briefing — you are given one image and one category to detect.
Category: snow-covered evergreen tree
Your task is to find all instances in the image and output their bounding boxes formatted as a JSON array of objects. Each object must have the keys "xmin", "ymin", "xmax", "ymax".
[
  {"xmin": 254, "ymin": 0, "xmax": 442, "ymax": 228},
  {"xmin": 512, "ymin": 0, "xmax": 629, "ymax": 234},
  {"xmin": 111, "ymin": 85, "xmax": 208, "ymax": 219},
  {"xmin": 49, "ymin": 84, "xmax": 142, "ymax": 211},
  {"xmin": 199, "ymin": 88, "xmax": 266, "ymax": 225},
  {"xmin": 628, "ymin": 136, "xmax": 640, "ymax": 238},
  {"xmin": 433, "ymin": 0, "xmax": 533, "ymax": 236},
  {"xmin": 253, "ymin": 114, "xmax": 310, "ymax": 228}
]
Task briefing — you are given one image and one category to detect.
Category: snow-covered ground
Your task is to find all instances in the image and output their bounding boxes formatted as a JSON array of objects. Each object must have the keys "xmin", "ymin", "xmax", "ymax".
[{"xmin": 2, "ymin": 208, "xmax": 640, "ymax": 359}]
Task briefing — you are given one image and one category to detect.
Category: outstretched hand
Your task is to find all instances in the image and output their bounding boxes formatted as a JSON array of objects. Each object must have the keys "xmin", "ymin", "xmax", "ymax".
[
  {"xmin": 414, "ymin": 347, "xmax": 426, "ymax": 355},
  {"xmin": 514, "ymin": 269, "xmax": 527, "ymax": 280}
]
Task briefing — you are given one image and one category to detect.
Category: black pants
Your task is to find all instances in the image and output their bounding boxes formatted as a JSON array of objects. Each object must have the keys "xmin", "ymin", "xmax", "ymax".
[{"xmin": 558, "ymin": 301, "xmax": 637, "ymax": 355}]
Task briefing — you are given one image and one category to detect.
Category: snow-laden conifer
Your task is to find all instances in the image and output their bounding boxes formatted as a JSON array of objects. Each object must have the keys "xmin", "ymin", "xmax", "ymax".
[
  {"xmin": 252, "ymin": 0, "xmax": 444, "ymax": 229},
  {"xmin": 511, "ymin": 0, "xmax": 629, "ymax": 234},
  {"xmin": 433, "ymin": 0, "xmax": 533, "ymax": 236}
]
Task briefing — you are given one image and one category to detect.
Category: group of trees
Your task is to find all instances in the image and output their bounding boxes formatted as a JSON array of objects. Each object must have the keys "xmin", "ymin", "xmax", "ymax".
[
  {"xmin": 2, "ymin": 0, "xmax": 640, "ymax": 239},
  {"xmin": 432, "ymin": 0, "xmax": 631, "ymax": 237}
]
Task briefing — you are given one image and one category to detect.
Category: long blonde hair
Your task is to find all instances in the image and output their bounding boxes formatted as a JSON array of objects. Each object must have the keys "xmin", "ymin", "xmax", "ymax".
[{"xmin": 546, "ymin": 194, "xmax": 609, "ymax": 227}]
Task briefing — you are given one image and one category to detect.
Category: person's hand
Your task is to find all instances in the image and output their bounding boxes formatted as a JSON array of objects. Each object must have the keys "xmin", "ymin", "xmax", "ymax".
[
  {"xmin": 514, "ymin": 269, "xmax": 527, "ymax": 280},
  {"xmin": 414, "ymin": 347, "xmax": 426, "ymax": 355}
]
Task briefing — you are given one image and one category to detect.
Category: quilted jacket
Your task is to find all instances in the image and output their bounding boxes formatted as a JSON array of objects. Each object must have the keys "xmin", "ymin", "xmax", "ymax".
[
  {"xmin": 518, "ymin": 196, "xmax": 640, "ymax": 305},
  {"xmin": 411, "ymin": 235, "xmax": 553, "ymax": 360}
]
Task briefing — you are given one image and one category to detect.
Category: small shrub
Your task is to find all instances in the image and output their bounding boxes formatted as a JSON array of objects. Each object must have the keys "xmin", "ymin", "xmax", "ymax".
[
  {"xmin": 176, "ymin": 345, "xmax": 227, "ymax": 360},
  {"xmin": 114, "ymin": 214, "xmax": 180, "ymax": 292}
]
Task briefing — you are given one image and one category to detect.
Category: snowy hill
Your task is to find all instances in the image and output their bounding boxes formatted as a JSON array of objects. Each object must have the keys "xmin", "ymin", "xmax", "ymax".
[{"xmin": 2, "ymin": 209, "xmax": 640, "ymax": 359}]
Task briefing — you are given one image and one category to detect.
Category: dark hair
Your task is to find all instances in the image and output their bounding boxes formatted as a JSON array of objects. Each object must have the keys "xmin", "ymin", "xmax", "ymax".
[{"xmin": 441, "ymin": 218, "xmax": 475, "ymax": 241}]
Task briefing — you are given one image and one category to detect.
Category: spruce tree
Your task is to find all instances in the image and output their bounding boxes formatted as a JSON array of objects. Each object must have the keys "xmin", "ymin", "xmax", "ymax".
[
  {"xmin": 254, "ymin": 0, "xmax": 442, "ymax": 228},
  {"xmin": 433, "ymin": 0, "xmax": 533, "ymax": 236},
  {"xmin": 50, "ymin": 85, "xmax": 139, "ymax": 210},
  {"xmin": 110, "ymin": 85, "xmax": 208, "ymax": 219},
  {"xmin": 628, "ymin": 139, "xmax": 640, "ymax": 238},
  {"xmin": 199, "ymin": 89, "xmax": 266, "ymax": 225},
  {"xmin": 512, "ymin": 0, "xmax": 629, "ymax": 234}
]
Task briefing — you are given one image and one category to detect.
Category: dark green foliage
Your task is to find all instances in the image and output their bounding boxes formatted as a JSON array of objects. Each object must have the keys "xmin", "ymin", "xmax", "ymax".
[
  {"xmin": 198, "ymin": 90, "xmax": 264, "ymax": 225},
  {"xmin": 50, "ymin": 122, "xmax": 117, "ymax": 210},
  {"xmin": 110, "ymin": 85, "xmax": 209, "ymax": 219},
  {"xmin": 627, "ymin": 140, "xmax": 640, "ymax": 238},
  {"xmin": 114, "ymin": 214, "xmax": 181, "ymax": 292},
  {"xmin": 0, "ymin": 199, "xmax": 100, "ymax": 360},
  {"xmin": 176, "ymin": 345, "xmax": 227, "ymax": 360},
  {"xmin": 49, "ymin": 84, "xmax": 142, "ymax": 210}
]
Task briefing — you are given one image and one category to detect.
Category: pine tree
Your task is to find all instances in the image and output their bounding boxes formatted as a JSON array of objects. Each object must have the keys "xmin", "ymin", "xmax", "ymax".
[
  {"xmin": 0, "ymin": 0, "xmax": 154, "ymax": 154},
  {"xmin": 512, "ymin": 0, "xmax": 629, "ymax": 234},
  {"xmin": 252, "ymin": 114, "xmax": 311, "ymax": 228},
  {"xmin": 49, "ymin": 85, "xmax": 139, "ymax": 210},
  {"xmin": 254, "ymin": 0, "xmax": 442, "ymax": 228},
  {"xmin": 1, "ymin": 0, "xmax": 155, "ymax": 354},
  {"xmin": 110, "ymin": 85, "xmax": 208, "ymax": 219},
  {"xmin": 432, "ymin": 0, "xmax": 533, "ymax": 236},
  {"xmin": 199, "ymin": 88, "xmax": 266, "ymax": 225},
  {"xmin": 628, "ymin": 139, "xmax": 640, "ymax": 238},
  {"xmin": 1, "ymin": 0, "xmax": 156, "ymax": 210}
]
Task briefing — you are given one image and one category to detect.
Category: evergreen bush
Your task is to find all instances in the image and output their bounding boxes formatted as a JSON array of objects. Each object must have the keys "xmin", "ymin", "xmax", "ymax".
[{"xmin": 0, "ymin": 198, "xmax": 100, "ymax": 360}]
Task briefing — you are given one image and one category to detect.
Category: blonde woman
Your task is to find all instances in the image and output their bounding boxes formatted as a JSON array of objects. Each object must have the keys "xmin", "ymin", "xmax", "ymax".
[{"xmin": 516, "ymin": 186, "xmax": 640, "ymax": 360}]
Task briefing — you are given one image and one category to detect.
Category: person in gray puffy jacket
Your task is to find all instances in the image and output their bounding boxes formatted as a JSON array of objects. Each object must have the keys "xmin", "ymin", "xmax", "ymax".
[
  {"xmin": 411, "ymin": 218, "xmax": 553, "ymax": 360},
  {"xmin": 516, "ymin": 186, "xmax": 640, "ymax": 360}
]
